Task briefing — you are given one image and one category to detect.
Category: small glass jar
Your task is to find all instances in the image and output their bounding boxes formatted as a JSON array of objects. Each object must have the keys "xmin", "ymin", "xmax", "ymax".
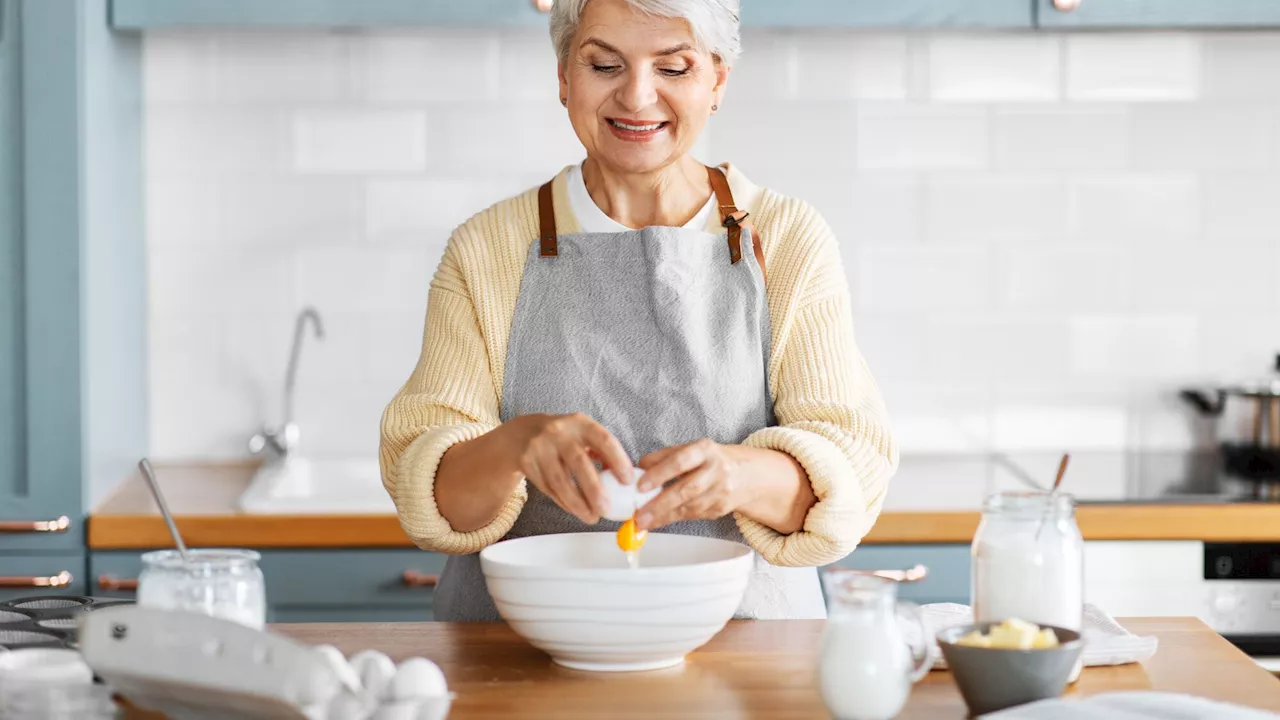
[
  {"xmin": 971, "ymin": 491, "xmax": 1083, "ymax": 632},
  {"xmin": 136, "ymin": 549, "xmax": 266, "ymax": 630}
]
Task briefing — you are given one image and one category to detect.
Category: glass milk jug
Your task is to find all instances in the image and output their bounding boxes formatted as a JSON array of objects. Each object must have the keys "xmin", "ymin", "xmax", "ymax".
[
  {"xmin": 971, "ymin": 491, "xmax": 1084, "ymax": 632},
  {"xmin": 818, "ymin": 573, "xmax": 935, "ymax": 720}
]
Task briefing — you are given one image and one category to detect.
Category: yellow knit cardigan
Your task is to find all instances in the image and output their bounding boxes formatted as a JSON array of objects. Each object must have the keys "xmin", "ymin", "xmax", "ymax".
[{"xmin": 379, "ymin": 163, "xmax": 898, "ymax": 567}]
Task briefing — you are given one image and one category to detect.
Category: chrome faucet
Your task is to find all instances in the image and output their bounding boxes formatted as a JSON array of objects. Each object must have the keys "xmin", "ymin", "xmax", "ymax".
[{"xmin": 249, "ymin": 307, "xmax": 325, "ymax": 460}]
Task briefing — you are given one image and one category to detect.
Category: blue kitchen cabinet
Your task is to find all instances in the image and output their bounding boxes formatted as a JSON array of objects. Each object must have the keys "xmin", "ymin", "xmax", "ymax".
[
  {"xmin": 1036, "ymin": 0, "xmax": 1280, "ymax": 28},
  {"xmin": 741, "ymin": 0, "xmax": 1034, "ymax": 29},
  {"xmin": 828, "ymin": 544, "xmax": 970, "ymax": 606},
  {"xmin": 109, "ymin": 0, "xmax": 554, "ymax": 29},
  {"xmin": 90, "ymin": 549, "xmax": 444, "ymax": 622},
  {"xmin": 0, "ymin": 0, "xmax": 145, "ymax": 595}
]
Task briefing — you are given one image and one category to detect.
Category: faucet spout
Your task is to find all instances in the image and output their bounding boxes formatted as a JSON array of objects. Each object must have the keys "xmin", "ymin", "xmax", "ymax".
[{"xmin": 284, "ymin": 307, "xmax": 325, "ymax": 429}]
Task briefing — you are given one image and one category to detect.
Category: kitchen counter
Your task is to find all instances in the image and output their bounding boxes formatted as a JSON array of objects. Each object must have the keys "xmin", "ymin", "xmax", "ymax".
[
  {"xmin": 89, "ymin": 460, "xmax": 1280, "ymax": 548},
  {"xmin": 120, "ymin": 617, "xmax": 1280, "ymax": 719}
]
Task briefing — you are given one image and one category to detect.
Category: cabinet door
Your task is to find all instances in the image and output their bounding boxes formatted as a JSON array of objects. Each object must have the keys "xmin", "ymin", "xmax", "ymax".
[
  {"xmin": 0, "ymin": 553, "xmax": 87, "ymax": 603},
  {"xmin": 0, "ymin": 1, "xmax": 83, "ymax": 552},
  {"xmin": 741, "ymin": 0, "xmax": 1034, "ymax": 28},
  {"xmin": 1037, "ymin": 0, "xmax": 1280, "ymax": 28},
  {"xmin": 110, "ymin": 0, "xmax": 551, "ymax": 29},
  {"xmin": 828, "ymin": 544, "xmax": 971, "ymax": 605}
]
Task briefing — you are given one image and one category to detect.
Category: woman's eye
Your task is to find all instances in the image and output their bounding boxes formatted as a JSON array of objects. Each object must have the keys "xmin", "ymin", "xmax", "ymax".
[
  {"xmin": 658, "ymin": 67, "xmax": 690, "ymax": 77},
  {"xmin": 592, "ymin": 64, "xmax": 621, "ymax": 73}
]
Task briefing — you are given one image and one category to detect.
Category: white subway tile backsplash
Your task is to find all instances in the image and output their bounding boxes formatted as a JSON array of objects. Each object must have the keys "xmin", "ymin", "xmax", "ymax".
[
  {"xmin": 855, "ymin": 244, "xmax": 993, "ymax": 313},
  {"xmin": 1131, "ymin": 104, "xmax": 1274, "ymax": 171},
  {"xmin": 1201, "ymin": 34, "xmax": 1280, "ymax": 101},
  {"xmin": 214, "ymin": 33, "xmax": 356, "ymax": 103},
  {"xmin": 292, "ymin": 110, "xmax": 428, "ymax": 174},
  {"xmin": 366, "ymin": 32, "xmax": 501, "ymax": 103},
  {"xmin": 1069, "ymin": 175, "xmax": 1200, "ymax": 242},
  {"xmin": 928, "ymin": 36, "xmax": 1060, "ymax": 103},
  {"xmin": 142, "ymin": 28, "xmax": 1280, "ymax": 461},
  {"xmin": 794, "ymin": 34, "xmax": 909, "ymax": 101},
  {"xmin": 1066, "ymin": 35, "xmax": 1200, "ymax": 101},
  {"xmin": 856, "ymin": 104, "xmax": 989, "ymax": 170},
  {"xmin": 925, "ymin": 173, "xmax": 1066, "ymax": 242},
  {"xmin": 993, "ymin": 106, "xmax": 1130, "ymax": 171}
]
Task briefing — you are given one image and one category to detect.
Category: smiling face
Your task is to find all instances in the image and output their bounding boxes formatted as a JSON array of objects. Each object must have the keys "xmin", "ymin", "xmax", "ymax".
[{"xmin": 559, "ymin": 0, "xmax": 729, "ymax": 176}]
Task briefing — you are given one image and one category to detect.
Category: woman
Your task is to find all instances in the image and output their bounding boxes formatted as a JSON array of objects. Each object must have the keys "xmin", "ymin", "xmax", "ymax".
[{"xmin": 380, "ymin": 0, "xmax": 898, "ymax": 622}]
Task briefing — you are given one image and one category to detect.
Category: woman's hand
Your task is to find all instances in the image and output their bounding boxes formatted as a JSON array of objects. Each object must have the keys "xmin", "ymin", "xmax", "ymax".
[
  {"xmin": 631, "ymin": 439, "xmax": 754, "ymax": 531},
  {"xmin": 507, "ymin": 413, "xmax": 634, "ymax": 525}
]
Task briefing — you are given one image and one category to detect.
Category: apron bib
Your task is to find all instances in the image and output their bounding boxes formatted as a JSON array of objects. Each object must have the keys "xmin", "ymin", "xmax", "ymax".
[{"xmin": 433, "ymin": 166, "xmax": 826, "ymax": 621}]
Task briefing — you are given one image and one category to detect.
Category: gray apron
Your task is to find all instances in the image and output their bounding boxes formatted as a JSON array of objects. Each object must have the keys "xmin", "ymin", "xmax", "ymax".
[{"xmin": 433, "ymin": 166, "xmax": 826, "ymax": 622}]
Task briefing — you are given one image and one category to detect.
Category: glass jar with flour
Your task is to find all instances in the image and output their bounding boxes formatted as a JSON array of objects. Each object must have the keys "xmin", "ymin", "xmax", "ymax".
[
  {"xmin": 137, "ymin": 549, "xmax": 267, "ymax": 630},
  {"xmin": 971, "ymin": 491, "xmax": 1083, "ymax": 634}
]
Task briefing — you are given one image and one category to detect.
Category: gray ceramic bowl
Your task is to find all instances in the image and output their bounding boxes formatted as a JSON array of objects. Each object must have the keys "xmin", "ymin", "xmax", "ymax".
[{"xmin": 936, "ymin": 622, "xmax": 1084, "ymax": 717}]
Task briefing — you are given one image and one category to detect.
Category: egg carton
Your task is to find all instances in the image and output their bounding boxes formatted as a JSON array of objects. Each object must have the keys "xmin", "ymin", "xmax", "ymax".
[{"xmin": 0, "ymin": 596, "xmax": 135, "ymax": 651}]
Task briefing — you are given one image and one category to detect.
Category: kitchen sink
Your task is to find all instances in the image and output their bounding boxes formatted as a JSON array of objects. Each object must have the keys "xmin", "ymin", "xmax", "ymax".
[{"xmin": 237, "ymin": 456, "xmax": 396, "ymax": 514}]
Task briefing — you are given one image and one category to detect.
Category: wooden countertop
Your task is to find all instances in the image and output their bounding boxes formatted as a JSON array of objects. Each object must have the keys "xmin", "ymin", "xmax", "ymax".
[
  {"xmin": 209, "ymin": 618, "xmax": 1279, "ymax": 718},
  {"xmin": 88, "ymin": 461, "xmax": 1280, "ymax": 549}
]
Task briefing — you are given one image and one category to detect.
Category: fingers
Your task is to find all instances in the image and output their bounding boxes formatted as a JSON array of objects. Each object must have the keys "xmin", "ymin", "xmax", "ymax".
[
  {"xmin": 535, "ymin": 450, "xmax": 596, "ymax": 525},
  {"xmin": 636, "ymin": 464, "xmax": 717, "ymax": 531},
  {"xmin": 637, "ymin": 439, "xmax": 714, "ymax": 492},
  {"xmin": 579, "ymin": 417, "xmax": 635, "ymax": 485},
  {"xmin": 637, "ymin": 445, "xmax": 680, "ymax": 472},
  {"xmin": 566, "ymin": 447, "xmax": 607, "ymax": 518}
]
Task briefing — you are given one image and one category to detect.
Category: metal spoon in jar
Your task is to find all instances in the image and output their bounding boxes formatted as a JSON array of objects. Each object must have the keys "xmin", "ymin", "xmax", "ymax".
[
  {"xmin": 1035, "ymin": 453, "xmax": 1071, "ymax": 541},
  {"xmin": 138, "ymin": 458, "xmax": 191, "ymax": 563}
]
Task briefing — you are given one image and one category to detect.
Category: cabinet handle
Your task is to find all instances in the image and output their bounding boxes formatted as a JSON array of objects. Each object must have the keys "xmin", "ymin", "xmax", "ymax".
[
  {"xmin": 0, "ymin": 516, "xmax": 71, "ymax": 534},
  {"xmin": 531, "ymin": 0, "xmax": 553, "ymax": 12},
  {"xmin": 0, "ymin": 571, "xmax": 74, "ymax": 588},
  {"xmin": 401, "ymin": 570, "xmax": 439, "ymax": 588},
  {"xmin": 96, "ymin": 575, "xmax": 140, "ymax": 591},
  {"xmin": 825, "ymin": 564, "xmax": 929, "ymax": 583},
  {"xmin": 1052, "ymin": 0, "xmax": 1081, "ymax": 11}
]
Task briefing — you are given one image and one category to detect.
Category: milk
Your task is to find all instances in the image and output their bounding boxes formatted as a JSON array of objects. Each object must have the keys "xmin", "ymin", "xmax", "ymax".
[{"xmin": 818, "ymin": 614, "xmax": 913, "ymax": 720}]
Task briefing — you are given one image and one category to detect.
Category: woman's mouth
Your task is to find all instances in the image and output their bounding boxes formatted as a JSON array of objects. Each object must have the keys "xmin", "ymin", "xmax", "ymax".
[{"xmin": 606, "ymin": 118, "xmax": 669, "ymax": 142}]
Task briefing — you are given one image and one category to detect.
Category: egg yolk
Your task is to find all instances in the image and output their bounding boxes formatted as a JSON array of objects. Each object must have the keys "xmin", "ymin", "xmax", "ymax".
[{"xmin": 616, "ymin": 517, "xmax": 647, "ymax": 553}]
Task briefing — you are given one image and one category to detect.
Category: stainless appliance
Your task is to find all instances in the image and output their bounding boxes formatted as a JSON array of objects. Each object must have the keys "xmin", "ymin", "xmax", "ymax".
[
  {"xmin": 1181, "ymin": 354, "xmax": 1280, "ymax": 498},
  {"xmin": 1203, "ymin": 543, "xmax": 1280, "ymax": 658}
]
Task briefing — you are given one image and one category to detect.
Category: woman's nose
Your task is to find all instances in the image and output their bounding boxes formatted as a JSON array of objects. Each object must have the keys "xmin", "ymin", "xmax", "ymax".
[{"xmin": 615, "ymin": 69, "xmax": 658, "ymax": 113}]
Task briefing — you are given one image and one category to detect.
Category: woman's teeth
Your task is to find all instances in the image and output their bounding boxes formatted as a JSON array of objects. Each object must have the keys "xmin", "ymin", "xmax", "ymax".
[{"xmin": 609, "ymin": 119, "xmax": 665, "ymax": 131}]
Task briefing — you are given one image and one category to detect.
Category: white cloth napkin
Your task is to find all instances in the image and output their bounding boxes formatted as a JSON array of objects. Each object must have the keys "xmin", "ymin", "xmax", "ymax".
[
  {"xmin": 983, "ymin": 691, "xmax": 1280, "ymax": 719},
  {"xmin": 914, "ymin": 603, "xmax": 1159, "ymax": 669}
]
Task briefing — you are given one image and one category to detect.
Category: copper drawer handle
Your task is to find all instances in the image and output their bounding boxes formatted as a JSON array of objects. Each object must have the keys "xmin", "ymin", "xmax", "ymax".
[
  {"xmin": 0, "ymin": 517, "xmax": 71, "ymax": 534},
  {"xmin": 97, "ymin": 575, "xmax": 140, "ymax": 591},
  {"xmin": 0, "ymin": 571, "xmax": 74, "ymax": 588},
  {"xmin": 401, "ymin": 570, "xmax": 439, "ymax": 588},
  {"xmin": 826, "ymin": 564, "xmax": 929, "ymax": 583}
]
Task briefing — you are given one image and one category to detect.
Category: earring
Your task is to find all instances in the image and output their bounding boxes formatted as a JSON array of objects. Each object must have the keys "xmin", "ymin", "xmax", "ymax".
[
  {"xmin": 711, "ymin": 104, "xmax": 719, "ymax": 112},
  {"xmin": 560, "ymin": 97, "xmax": 567, "ymax": 106}
]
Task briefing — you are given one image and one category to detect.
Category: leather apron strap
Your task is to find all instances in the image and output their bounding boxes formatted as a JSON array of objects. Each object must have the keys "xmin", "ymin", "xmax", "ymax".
[{"xmin": 536, "ymin": 167, "xmax": 766, "ymax": 283}]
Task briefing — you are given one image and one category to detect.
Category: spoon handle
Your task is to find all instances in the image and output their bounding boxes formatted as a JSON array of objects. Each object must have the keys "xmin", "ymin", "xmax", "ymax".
[{"xmin": 138, "ymin": 458, "xmax": 190, "ymax": 561}]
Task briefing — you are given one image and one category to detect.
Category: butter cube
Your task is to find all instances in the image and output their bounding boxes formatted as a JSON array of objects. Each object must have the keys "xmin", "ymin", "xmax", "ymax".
[
  {"xmin": 988, "ymin": 618, "xmax": 1039, "ymax": 649},
  {"xmin": 1031, "ymin": 628, "xmax": 1059, "ymax": 649},
  {"xmin": 956, "ymin": 630, "xmax": 992, "ymax": 648}
]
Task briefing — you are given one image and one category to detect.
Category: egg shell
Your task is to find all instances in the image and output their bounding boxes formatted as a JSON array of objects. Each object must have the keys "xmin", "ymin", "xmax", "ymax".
[
  {"xmin": 599, "ymin": 468, "xmax": 661, "ymax": 522},
  {"xmin": 348, "ymin": 649, "xmax": 397, "ymax": 700},
  {"xmin": 312, "ymin": 644, "xmax": 363, "ymax": 696},
  {"xmin": 387, "ymin": 657, "xmax": 448, "ymax": 701},
  {"xmin": 324, "ymin": 690, "xmax": 376, "ymax": 720}
]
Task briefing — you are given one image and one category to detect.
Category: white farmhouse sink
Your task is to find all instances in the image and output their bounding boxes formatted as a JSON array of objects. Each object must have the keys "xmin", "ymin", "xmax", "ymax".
[{"xmin": 237, "ymin": 456, "xmax": 396, "ymax": 514}]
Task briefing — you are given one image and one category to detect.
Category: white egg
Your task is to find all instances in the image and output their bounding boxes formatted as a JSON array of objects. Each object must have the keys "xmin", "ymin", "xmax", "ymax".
[
  {"xmin": 324, "ymin": 690, "xmax": 376, "ymax": 720},
  {"xmin": 312, "ymin": 644, "xmax": 363, "ymax": 696},
  {"xmin": 348, "ymin": 649, "xmax": 397, "ymax": 700},
  {"xmin": 387, "ymin": 657, "xmax": 448, "ymax": 701},
  {"xmin": 599, "ymin": 467, "xmax": 661, "ymax": 522}
]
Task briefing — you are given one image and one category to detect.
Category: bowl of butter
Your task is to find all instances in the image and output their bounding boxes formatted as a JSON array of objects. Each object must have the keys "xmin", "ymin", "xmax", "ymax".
[{"xmin": 936, "ymin": 618, "xmax": 1083, "ymax": 716}]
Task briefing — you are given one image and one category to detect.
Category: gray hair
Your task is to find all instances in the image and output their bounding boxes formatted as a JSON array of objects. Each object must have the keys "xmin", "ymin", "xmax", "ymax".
[{"xmin": 549, "ymin": 0, "xmax": 741, "ymax": 66}]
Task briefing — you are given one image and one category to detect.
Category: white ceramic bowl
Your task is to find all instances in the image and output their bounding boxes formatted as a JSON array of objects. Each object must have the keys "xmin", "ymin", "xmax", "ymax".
[{"xmin": 479, "ymin": 532, "xmax": 753, "ymax": 673}]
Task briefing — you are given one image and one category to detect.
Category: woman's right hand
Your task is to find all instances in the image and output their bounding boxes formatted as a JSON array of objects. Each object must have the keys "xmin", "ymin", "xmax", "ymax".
[{"xmin": 505, "ymin": 413, "xmax": 634, "ymax": 525}]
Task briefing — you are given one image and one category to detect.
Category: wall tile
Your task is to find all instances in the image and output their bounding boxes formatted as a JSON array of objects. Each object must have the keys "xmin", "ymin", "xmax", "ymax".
[
  {"xmin": 1198, "ymin": 313, "xmax": 1280, "ymax": 379},
  {"xmin": 885, "ymin": 385, "xmax": 992, "ymax": 455},
  {"xmin": 1201, "ymin": 34, "xmax": 1280, "ymax": 101},
  {"xmin": 711, "ymin": 103, "xmax": 857, "ymax": 171},
  {"xmin": 497, "ymin": 31, "xmax": 562, "ymax": 102},
  {"xmin": 144, "ymin": 32, "xmax": 219, "ymax": 104},
  {"xmin": 993, "ymin": 106, "xmax": 1130, "ymax": 171},
  {"xmin": 147, "ymin": 109, "xmax": 290, "ymax": 174},
  {"xmin": 1070, "ymin": 316, "xmax": 1200, "ymax": 381},
  {"xmin": 1131, "ymin": 104, "xmax": 1274, "ymax": 171},
  {"xmin": 365, "ymin": 178, "xmax": 520, "ymax": 237},
  {"xmin": 856, "ymin": 104, "xmax": 989, "ymax": 170},
  {"xmin": 998, "ymin": 245, "xmax": 1131, "ymax": 313},
  {"xmin": 794, "ymin": 34, "xmax": 908, "ymax": 101},
  {"xmin": 1203, "ymin": 174, "xmax": 1280, "ymax": 241},
  {"xmin": 1066, "ymin": 35, "xmax": 1200, "ymax": 101},
  {"xmin": 929, "ymin": 36, "xmax": 1060, "ymax": 102},
  {"xmin": 729, "ymin": 32, "xmax": 796, "ymax": 101},
  {"xmin": 1130, "ymin": 240, "xmax": 1276, "ymax": 313},
  {"xmin": 292, "ymin": 110, "xmax": 428, "ymax": 174},
  {"xmin": 218, "ymin": 178, "xmax": 364, "ymax": 246},
  {"xmin": 1069, "ymin": 175, "xmax": 1200, "ymax": 243},
  {"xmin": 928, "ymin": 315, "xmax": 1072, "ymax": 387},
  {"xmin": 149, "ymin": 246, "xmax": 295, "ymax": 316},
  {"xmin": 848, "ymin": 173, "xmax": 923, "ymax": 246},
  {"xmin": 366, "ymin": 32, "xmax": 501, "ymax": 103},
  {"xmin": 294, "ymin": 381, "xmax": 393, "ymax": 460},
  {"xmin": 925, "ymin": 173, "xmax": 1066, "ymax": 242},
  {"xmin": 854, "ymin": 244, "xmax": 993, "ymax": 313},
  {"xmin": 214, "ymin": 33, "xmax": 355, "ymax": 103},
  {"xmin": 294, "ymin": 244, "xmax": 431, "ymax": 315},
  {"xmin": 146, "ymin": 174, "xmax": 223, "ymax": 248},
  {"xmin": 429, "ymin": 106, "xmax": 583, "ymax": 175},
  {"xmin": 366, "ymin": 312, "xmax": 430, "ymax": 385}
]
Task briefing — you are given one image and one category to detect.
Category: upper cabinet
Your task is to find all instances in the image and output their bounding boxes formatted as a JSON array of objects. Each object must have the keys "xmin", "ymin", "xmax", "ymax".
[
  {"xmin": 740, "ymin": 0, "xmax": 1033, "ymax": 29},
  {"xmin": 1036, "ymin": 0, "xmax": 1280, "ymax": 28},
  {"xmin": 110, "ymin": 0, "xmax": 554, "ymax": 29}
]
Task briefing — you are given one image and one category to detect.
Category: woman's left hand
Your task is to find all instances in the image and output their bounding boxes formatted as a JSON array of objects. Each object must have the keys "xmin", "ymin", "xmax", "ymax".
[{"xmin": 632, "ymin": 439, "xmax": 755, "ymax": 531}]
